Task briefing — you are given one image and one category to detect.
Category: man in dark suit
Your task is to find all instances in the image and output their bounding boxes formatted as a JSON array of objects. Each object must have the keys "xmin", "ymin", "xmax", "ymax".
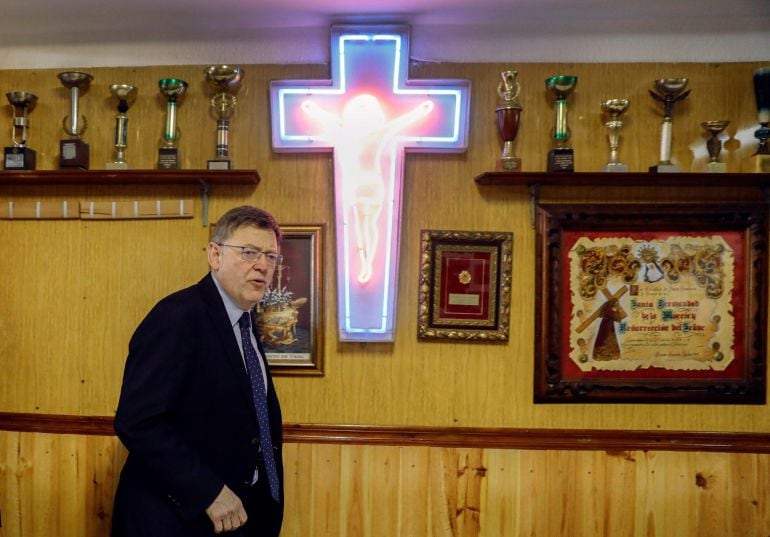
[{"xmin": 112, "ymin": 206, "xmax": 284, "ymax": 536}]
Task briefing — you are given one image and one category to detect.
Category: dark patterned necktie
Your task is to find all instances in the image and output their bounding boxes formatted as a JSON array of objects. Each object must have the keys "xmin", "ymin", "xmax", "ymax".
[{"xmin": 238, "ymin": 312, "xmax": 280, "ymax": 501}]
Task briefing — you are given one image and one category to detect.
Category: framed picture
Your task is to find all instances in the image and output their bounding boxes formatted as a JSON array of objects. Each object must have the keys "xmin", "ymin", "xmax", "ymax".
[
  {"xmin": 255, "ymin": 224, "xmax": 325, "ymax": 376},
  {"xmin": 418, "ymin": 230, "xmax": 513, "ymax": 341},
  {"xmin": 535, "ymin": 203, "xmax": 767, "ymax": 403}
]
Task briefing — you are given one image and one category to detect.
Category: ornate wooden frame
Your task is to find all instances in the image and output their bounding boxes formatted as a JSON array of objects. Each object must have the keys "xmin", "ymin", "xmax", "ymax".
[
  {"xmin": 418, "ymin": 229, "xmax": 512, "ymax": 341},
  {"xmin": 535, "ymin": 203, "xmax": 768, "ymax": 403}
]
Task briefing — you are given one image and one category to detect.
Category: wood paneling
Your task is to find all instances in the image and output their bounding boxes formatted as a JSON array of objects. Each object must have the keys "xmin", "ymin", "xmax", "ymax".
[
  {"xmin": 1, "ymin": 63, "xmax": 770, "ymax": 537},
  {"xmin": 2, "ymin": 430, "xmax": 769, "ymax": 537},
  {"xmin": 0, "ymin": 62, "xmax": 767, "ymax": 431}
]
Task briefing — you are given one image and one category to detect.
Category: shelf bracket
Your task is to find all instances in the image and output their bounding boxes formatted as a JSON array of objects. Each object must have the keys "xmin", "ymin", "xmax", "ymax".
[
  {"xmin": 529, "ymin": 183, "xmax": 540, "ymax": 229},
  {"xmin": 199, "ymin": 179, "xmax": 210, "ymax": 227}
]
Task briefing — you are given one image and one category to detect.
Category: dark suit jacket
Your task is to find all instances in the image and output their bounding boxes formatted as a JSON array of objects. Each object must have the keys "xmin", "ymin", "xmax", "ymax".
[{"xmin": 112, "ymin": 273, "xmax": 283, "ymax": 536}]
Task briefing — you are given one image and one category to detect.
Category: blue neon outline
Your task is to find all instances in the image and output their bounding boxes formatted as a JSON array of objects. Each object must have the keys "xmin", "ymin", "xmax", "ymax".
[{"xmin": 270, "ymin": 27, "xmax": 469, "ymax": 339}]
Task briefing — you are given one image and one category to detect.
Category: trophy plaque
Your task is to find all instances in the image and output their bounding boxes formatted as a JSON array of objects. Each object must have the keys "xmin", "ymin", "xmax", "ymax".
[
  {"xmin": 750, "ymin": 66, "xmax": 770, "ymax": 173},
  {"xmin": 649, "ymin": 78, "xmax": 690, "ymax": 173},
  {"xmin": 204, "ymin": 65, "xmax": 243, "ymax": 170},
  {"xmin": 4, "ymin": 92, "xmax": 38, "ymax": 170},
  {"xmin": 157, "ymin": 78, "xmax": 188, "ymax": 170},
  {"xmin": 496, "ymin": 70, "xmax": 523, "ymax": 171},
  {"xmin": 601, "ymin": 98, "xmax": 629, "ymax": 172},
  {"xmin": 107, "ymin": 84, "xmax": 138, "ymax": 170},
  {"xmin": 58, "ymin": 71, "xmax": 93, "ymax": 169},
  {"xmin": 545, "ymin": 75, "xmax": 577, "ymax": 172},
  {"xmin": 702, "ymin": 120, "xmax": 729, "ymax": 173}
]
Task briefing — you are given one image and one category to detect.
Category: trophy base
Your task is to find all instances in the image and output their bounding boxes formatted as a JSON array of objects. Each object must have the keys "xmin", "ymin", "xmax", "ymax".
[
  {"xmin": 547, "ymin": 149, "xmax": 574, "ymax": 173},
  {"xmin": 207, "ymin": 159, "xmax": 232, "ymax": 170},
  {"xmin": 106, "ymin": 161, "xmax": 129, "ymax": 170},
  {"xmin": 746, "ymin": 153, "xmax": 770, "ymax": 173},
  {"xmin": 59, "ymin": 140, "xmax": 90, "ymax": 170},
  {"xmin": 4, "ymin": 147, "xmax": 36, "ymax": 170},
  {"xmin": 157, "ymin": 148, "xmax": 180, "ymax": 170},
  {"xmin": 496, "ymin": 157, "xmax": 521, "ymax": 172},
  {"xmin": 602, "ymin": 162, "xmax": 628, "ymax": 172},
  {"xmin": 649, "ymin": 163, "xmax": 681, "ymax": 173},
  {"xmin": 705, "ymin": 161, "xmax": 728, "ymax": 173}
]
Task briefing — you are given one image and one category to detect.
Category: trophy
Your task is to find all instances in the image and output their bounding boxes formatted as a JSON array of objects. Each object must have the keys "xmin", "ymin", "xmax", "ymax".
[
  {"xmin": 4, "ymin": 92, "xmax": 38, "ymax": 170},
  {"xmin": 702, "ymin": 120, "xmax": 729, "ymax": 173},
  {"xmin": 106, "ymin": 84, "xmax": 138, "ymax": 170},
  {"xmin": 204, "ymin": 65, "xmax": 243, "ymax": 170},
  {"xmin": 750, "ymin": 66, "xmax": 770, "ymax": 173},
  {"xmin": 545, "ymin": 75, "xmax": 577, "ymax": 172},
  {"xmin": 157, "ymin": 78, "xmax": 188, "ymax": 169},
  {"xmin": 649, "ymin": 78, "xmax": 690, "ymax": 173},
  {"xmin": 496, "ymin": 69, "xmax": 523, "ymax": 171},
  {"xmin": 57, "ymin": 71, "xmax": 93, "ymax": 169},
  {"xmin": 601, "ymin": 99, "xmax": 629, "ymax": 172}
]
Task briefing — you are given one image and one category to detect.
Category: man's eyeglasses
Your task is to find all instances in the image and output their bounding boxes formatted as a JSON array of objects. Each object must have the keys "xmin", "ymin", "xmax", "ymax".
[{"xmin": 217, "ymin": 243, "xmax": 283, "ymax": 266}]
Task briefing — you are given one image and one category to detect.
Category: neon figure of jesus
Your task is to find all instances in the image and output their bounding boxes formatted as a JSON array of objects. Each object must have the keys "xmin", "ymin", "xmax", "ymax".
[
  {"xmin": 301, "ymin": 95, "xmax": 434, "ymax": 283},
  {"xmin": 269, "ymin": 25, "xmax": 470, "ymax": 341}
]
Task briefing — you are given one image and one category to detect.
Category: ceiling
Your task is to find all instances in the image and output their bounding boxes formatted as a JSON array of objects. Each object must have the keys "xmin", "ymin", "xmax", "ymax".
[{"xmin": 1, "ymin": 0, "xmax": 768, "ymax": 67}]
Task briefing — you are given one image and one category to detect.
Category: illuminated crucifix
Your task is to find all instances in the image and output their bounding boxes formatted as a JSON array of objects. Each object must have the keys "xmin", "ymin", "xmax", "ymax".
[{"xmin": 270, "ymin": 25, "xmax": 470, "ymax": 342}]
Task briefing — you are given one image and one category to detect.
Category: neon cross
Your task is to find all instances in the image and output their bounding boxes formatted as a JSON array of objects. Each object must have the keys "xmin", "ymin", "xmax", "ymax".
[{"xmin": 270, "ymin": 25, "xmax": 470, "ymax": 342}]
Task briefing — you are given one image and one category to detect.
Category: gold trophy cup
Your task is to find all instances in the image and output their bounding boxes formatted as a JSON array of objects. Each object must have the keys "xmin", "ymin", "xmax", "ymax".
[
  {"xmin": 204, "ymin": 65, "xmax": 243, "ymax": 170},
  {"xmin": 601, "ymin": 98, "xmax": 629, "ymax": 172},
  {"xmin": 496, "ymin": 70, "xmax": 523, "ymax": 171},
  {"xmin": 4, "ymin": 92, "xmax": 38, "ymax": 170},
  {"xmin": 702, "ymin": 120, "xmax": 729, "ymax": 173},
  {"xmin": 106, "ymin": 84, "xmax": 138, "ymax": 170}
]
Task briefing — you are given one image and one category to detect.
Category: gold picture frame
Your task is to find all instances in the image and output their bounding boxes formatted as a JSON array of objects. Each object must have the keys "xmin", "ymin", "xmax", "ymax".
[
  {"xmin": 256, "ymin": 224, "xmax": 325, "ymax": 376},
  {"xmin": 418, "ymin": 229, "xmax": 513, "ymax": 341}
]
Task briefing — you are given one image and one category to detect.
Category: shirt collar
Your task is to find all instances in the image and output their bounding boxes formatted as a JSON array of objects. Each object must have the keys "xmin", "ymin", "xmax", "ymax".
[{"xmin": 210, "ymin": 271, "xmax": 251, "ymax": 327}]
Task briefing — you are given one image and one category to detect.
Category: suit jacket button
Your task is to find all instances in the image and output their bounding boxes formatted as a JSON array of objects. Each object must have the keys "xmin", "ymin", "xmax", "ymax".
[{"xmin": 251, "ymin": 437, "xmax": 259, "ymax": 446}]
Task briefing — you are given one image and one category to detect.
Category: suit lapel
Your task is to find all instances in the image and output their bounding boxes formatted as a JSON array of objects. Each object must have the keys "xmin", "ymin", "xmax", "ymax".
[{"xmin": 196, "ymin": 274, "xmax": 256, "ymax": 415}]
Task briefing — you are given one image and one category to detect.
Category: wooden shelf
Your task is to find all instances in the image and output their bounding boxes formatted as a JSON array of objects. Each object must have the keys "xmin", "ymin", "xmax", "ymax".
[
  {"xmin": 0, "ymin": 169, "xmax": 260, "ymax": 225},
  {"xmin": 475, "ymin": 171, "xmax": 770, "ymax": 188},
  {"xmin": 0, "ymin": 169, "xmax": 260, "ymax": 186}
]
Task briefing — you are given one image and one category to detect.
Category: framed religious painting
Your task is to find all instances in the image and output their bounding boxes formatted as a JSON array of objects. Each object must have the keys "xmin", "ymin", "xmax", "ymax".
[
  {"xmin": 418, "ymin": 230, "xmax": 513, "ymax": 341},
  {"xmin": 254, "ymin": 224, "xmax": 325, "ymax": 376},
  {"xmin": 534, "ymin": 203, "xmax": 768, "ymax": 403}
]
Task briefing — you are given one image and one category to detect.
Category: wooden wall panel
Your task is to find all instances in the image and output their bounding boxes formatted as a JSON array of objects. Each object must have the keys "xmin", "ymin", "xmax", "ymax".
[
  {"xmin": 2, "ymin": 431, "xmax": 770, "ymax": 537},
  {"xmin": 0, "ymin": 62, "xmax": 768, "ymax": 433}
]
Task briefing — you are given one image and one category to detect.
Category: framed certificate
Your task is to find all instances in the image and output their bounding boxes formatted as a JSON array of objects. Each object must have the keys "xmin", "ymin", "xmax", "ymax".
[
  {"xmin": 418, "ymin": 230, "xmax": 513, "ymax": 341},
  {"xmin": 534, "ymin": 203, "xmax": 768, "ymax": 403}
]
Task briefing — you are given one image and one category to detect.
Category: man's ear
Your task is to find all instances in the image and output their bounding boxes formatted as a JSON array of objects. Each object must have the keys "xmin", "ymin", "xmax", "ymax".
[{"xmin": 207, "ymin": 242, "xmax": 221, "ymax": 270}]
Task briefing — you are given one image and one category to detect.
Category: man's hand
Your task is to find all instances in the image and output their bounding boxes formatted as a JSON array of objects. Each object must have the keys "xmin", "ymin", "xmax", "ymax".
[{"xmin": 206, "ymin": 485, "xmax": 248, "ymax": 533}]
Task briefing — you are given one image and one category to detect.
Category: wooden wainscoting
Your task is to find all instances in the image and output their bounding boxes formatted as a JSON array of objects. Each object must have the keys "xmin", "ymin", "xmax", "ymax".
[{"xmin": 1, "ymin": 415, "xmax": 770, "ymax": 536}]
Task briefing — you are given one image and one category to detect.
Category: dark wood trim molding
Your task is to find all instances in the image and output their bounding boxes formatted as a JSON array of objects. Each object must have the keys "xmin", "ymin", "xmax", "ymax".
[
  {"xmin": 0, "ymin": 412, "xmax": 116, "ymax": 435},
  {"xmin": 1, "ymin": 412, "xmax": 768, "ymax": 453}
]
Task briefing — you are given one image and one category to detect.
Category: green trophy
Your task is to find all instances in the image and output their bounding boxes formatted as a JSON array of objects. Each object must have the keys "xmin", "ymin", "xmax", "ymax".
[
  {"xmin": 157, "ymin": 78, "xmax": 188, "ymax": 169},
  {"xmin": 546, "ymin": 75, "xmax": 577, "ymax": 172}
]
